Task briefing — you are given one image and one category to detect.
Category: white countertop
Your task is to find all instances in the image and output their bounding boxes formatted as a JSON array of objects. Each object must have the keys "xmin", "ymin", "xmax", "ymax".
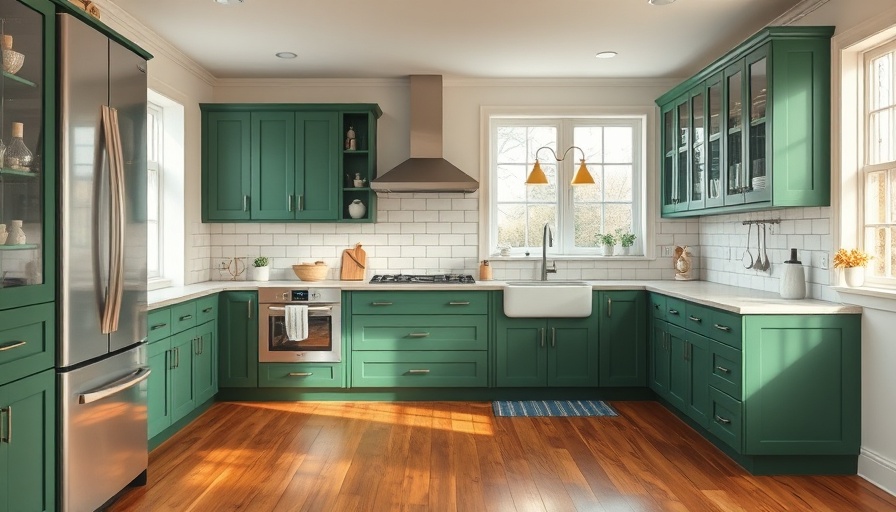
[{"xmin": 148, "ymin": 279, "xmax": 861, "ymax": 315}]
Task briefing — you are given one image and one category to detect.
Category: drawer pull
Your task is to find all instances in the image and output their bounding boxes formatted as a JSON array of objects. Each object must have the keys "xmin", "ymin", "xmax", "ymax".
[
  {"xmin": 408, "ymin": 369, "xmax": 430, "ymax": 374},
  {"xmin": 179, "ymin": 314, "xmax": 193, "ymax": 321},
  {"xmin": 0, "ymin": 340, "xmax": 27, "ymax": 351},
  {"xmin": 714, "ymin": 415, "xmax": 732, "ymax": 425},
  {"xmin": 713, "ymin": 323, "xmax": 732, "ymax": 332},
  {"xmin": 448, "ymin": 301, "xmax": 470, "ymax": 306},
  {"xmin": 668, "ymin": 309, "xmax": 679, "ymax": 316},
  {"xmin": 288, "ymin": 372, "xmax": 313, "ymax": 377},
  {"xmin": 150, "ymin": 323, "xmax": 168, "ymax": 331},
  {"xmin": 202, "ymin": 307, "xmax": 214, "ymax": 313},
  {"xmin": 540, "ymin": 328, "xmax": 545, "ymax": 348},
  {"xmin": 715, "ymin": 366, "xmax": 731, "ymax": 374},
  {"xmin": 688, "ymin": 315, "xmax": 702, "ymax": 323},
  {"xmin": 1, "ymin": 406, "xmax": 11, "ymax": 443},
  {"xmin": 407, "ymin": 332, "xmax": 431, "ymax": 338},
  {"xmin": 371, "ymin": 302, "xmax": 393, "ymax": 306}
]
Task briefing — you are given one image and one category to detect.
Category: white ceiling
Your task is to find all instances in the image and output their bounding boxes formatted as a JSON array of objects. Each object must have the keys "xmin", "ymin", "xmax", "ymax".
[{"xmin": 110, "ymin": 0, "xmax": 805, "ymax": 80}]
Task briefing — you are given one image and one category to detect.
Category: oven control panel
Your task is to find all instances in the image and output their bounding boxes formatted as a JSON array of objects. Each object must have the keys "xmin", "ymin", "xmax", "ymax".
[{"xmin": 259, "ymin": 287, "xmax": 340, "ymax": 304}]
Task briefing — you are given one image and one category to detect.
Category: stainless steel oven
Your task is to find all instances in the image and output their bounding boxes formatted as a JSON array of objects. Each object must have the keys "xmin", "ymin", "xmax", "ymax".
[{"xmin": 258, "ymin": 287, "xmax": 342, "ymax": 363}]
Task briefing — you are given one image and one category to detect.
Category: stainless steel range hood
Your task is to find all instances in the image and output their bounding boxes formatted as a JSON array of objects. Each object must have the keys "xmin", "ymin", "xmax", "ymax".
[{"xmin": 372, "ymin": 75, "xmax": 478, "ymax": 193}]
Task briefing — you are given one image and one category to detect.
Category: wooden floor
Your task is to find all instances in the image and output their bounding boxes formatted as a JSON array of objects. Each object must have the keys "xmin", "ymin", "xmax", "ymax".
[{"xmin": 110, "ymin": 401, "xmax": 896, "ymax": 511}]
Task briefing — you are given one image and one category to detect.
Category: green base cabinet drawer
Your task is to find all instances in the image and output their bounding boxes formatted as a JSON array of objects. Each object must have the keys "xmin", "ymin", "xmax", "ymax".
[
  {"xmin": 664, "ymin": 297, "xmax": 687, "ymax": 327},
  {"xmin": 171, "ymin": 302, "xmax": 198, "ymax": 334},
  {"xmin": 351, "ymin": 351, "xmax": 487, "ymax": 387},
  {"xmin": 0, "ymin": 302, "xmax": 54, "ymax": 386},
  {"xmin": 196, "ymin": 295, "xmax": 218, "ymax": 325},
  {"xmin": 709, "ymin": 309, "xmax": 742, "ymax": 349},
  {"xmin": 708, "ymin": 387, "xmax": 743, "ymax": 451},
  {"xmin": 147, "ymin": 309, "xmax": 172, "ymax": 343},
  {"xmin": 709, "ymin": 340, "xmax": 742, "ymax": 398},
  {"xmin": 259, "ymin": 363, "xmax": 343, "ymax": 388},
  {"xmin": 351, "ymin": 291, "xmax": 487, "ymax": 315},
  {"xmin": 649, "ymin": 293, "xmax": 666, "ymax": 320},
  {"xmin": 352, "ymin": 315, "xmax": 488, "ymax": 351}
]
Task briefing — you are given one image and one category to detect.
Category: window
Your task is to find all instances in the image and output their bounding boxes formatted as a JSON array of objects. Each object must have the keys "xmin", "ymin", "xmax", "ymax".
[
  {"xmin": 147, "ymin": 101, "xmax": 163, "ymax": 281},
  {"xmin": 489, "ymin": 116, "xmax": 643, "ymax": 256},
  {"xmin": 865, "ymin": 41, "xmax": 896, "ymax": 285}
]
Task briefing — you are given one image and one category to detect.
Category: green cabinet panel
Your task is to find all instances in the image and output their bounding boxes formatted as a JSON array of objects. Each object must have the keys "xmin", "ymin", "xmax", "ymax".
[
  {"xmin": 351, "ymin": 315, "xmax": 488, "ymax": 351},
  {"xmin": 649, "ymin": 321, "xmax": 671, "ymax": 397},
  {"xmin": 548, "ymin": 321, "xmax": 599, "ymax": 387},
  {"xmin": 196, "ymin": 295, "xmax": 218, "ymax": 325},
  {"xmin": 351, "ymin": 351, "xmax": 487, "ymax": 388},
  {"xmin": 0, "ymin": 302, "xmax": 54, "ymax": 387},
  {"xmin": 201, "ymin": 104, "xmax": 381, "ymax": 223},
  {"xmin": 193, "ymin": 321, "xmax": 218, "ymax": 404},
  {"xmin": 656, "ymin": 26, "xmax": 833, "ymax": 217},
  {"xmin": 147, "ymin": 339, "xmax": 171, "ymax": 439},
  {"xmin": 709, "ymin": 386, "xmax": 743, "ymax": 451},
  {"xmin": 170, "ymin": 301, "xmax": 197, "ymax": 334},
  {"xmin": 295, "ymin": 112, "xmax": 340, "ymax": 220},
  {"xmin": 598, "ymin": 291, "xmax": 647, "ymax": 387},
  {"xmin": 251, "ymin": 112, "xmax": 295, "ymax": 220},
  {"xmin": 218, "ymin": 292, "xmax": 258, "ymax": 388},
  {"xmin": 709, "ymin": 340, "xmax": 742, "ymax": 398},
  {"xmin": 203, "ymin": 111, "xmax": 251, "ymax": 220},
  {"xmin": 169, "ymin": 329, "xmax": 196, "ymax": 424},
  {"xmin": 494, "ymin": 318, "xmax": 546, "ymax": 387},
  {"xmin": 667, "ymin": 325, "xmax": 688, "ymax": 411},
  {"xmin": 0, "ymin": 368, "xmax": 55, "ymax": 512},
  {"xmin": 259, "ymin": 363, "xmax": 343, "ymax": 388},
  {"xmin": 147, "ymin": 308, "xmax": 172, "ymax": 343},
  {"xmin": 351, "ymin": 291, "xmax": 488, "ymax": 315},
  {"xmin": 742, "ymin": 315, "xmax": 860, "ymax": 455}
]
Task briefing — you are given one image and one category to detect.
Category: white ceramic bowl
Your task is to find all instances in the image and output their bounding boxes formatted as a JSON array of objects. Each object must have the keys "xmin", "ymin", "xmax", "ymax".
[{"xmin": 2, "ymin": 50, "xmax": 24, "ymax": 75}]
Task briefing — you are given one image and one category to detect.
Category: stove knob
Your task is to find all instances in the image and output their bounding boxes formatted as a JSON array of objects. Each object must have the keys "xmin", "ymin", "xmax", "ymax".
[
  {"xmin": 311, "ymin": 292, "xmax": 321, "ymax": 300},
  {"xmin": 281, "ymin": 292, "xmax": 289, "ymax": 300}
]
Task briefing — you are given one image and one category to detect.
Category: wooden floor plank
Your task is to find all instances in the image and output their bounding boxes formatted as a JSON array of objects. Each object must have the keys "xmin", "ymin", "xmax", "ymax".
[{"xmin": 110, "ymin": 401, "xmax": 896, "ymax": 512}]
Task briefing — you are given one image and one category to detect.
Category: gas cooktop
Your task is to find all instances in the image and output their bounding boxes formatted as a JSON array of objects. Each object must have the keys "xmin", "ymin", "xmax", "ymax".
[{"xmin": 369, "ymin": 274, "xmax": 476, "ymax": 284}]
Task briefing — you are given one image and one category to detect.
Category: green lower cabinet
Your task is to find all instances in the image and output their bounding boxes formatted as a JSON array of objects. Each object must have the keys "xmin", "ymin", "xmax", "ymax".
[
  {"xmin": 0, "ymin": 368, "xmax": 55, "ymax": 512},
  {"xmin": 352, "ymin": 351, "xmax": 487, "ymax": 387},
  {"xmin": 147, "ymin": 339, "xmax": 172, "ymax": 439},
  {"xmin": 742, "ymin": 315, "xmax": 861, "ymax": 455},
  {"xmin": 598, "ymin": 291, "xmax": 646, "ymax": 386},
  {"xmin": 259, "ymin": 363, "xmax": 344, "ymax": 388},
  {"xmin": 193, "ymin": 321, "xmax": 218, "ymax": 404},
  {"xmin": 495, "ymin": 314, "xmax": 598, "ymax": 387},
  {"xmin": 649, "ymin": 320, "xmax": 671, "ymax": 397},
  {"xmin": 218, "ymin": 292, "xmax": 259, "ymax": 388},
  {"xmin": 170, "ymin": 330, "xmax": 196, "ymax": 424},
  {"xmin": 667, "ymin": 323, "xmax": 711, "ymax": 427}
]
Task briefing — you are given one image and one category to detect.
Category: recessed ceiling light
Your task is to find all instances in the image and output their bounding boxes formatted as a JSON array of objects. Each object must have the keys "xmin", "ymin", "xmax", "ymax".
[
  {"xmin": 648, "ymin": 0, "xmax": 676, "ymax": 5},
  {"xmin": 275, "ymin": 52, "xmax": 297, "ymax": 59},
  {"xmin": 213, "ymin": 0, "xmax": 244, "ymax": 5},
  {"xmin": 595, "ymin": 51, "xmax": 618, "ymax": 59}
]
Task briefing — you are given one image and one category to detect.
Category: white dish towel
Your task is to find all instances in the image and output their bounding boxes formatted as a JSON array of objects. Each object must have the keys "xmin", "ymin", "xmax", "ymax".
[{"xmin": 285, "ymin": 305, "xmax": 308, "ymax": 341}]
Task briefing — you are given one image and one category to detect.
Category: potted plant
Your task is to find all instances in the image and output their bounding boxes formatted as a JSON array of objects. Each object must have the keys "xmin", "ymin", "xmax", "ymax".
[
  {"xmin": 833, "ymin": 248, "xmax": 872, "ymax": 287},
  {"xmin": 615, "ymin": 229, "xmax": 636, "ymax": 256},
  {"xmin": 597, "ymin": 233, "xmax": 617, "ymax": 256},
  {"xmin": 253, "ymin": 256, "xmax": 270, "ymax": 282}
]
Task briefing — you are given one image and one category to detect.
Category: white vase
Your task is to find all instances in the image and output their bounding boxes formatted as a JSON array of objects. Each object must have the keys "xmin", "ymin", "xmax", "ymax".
[
  {"xmin": 620, "ymin": 246, "xmax": 631, "ymax": 256},
  {"xmin": 843, "ymin": 267, "xmax": 865, "ymax": 287},
  {"xmin": 6, "ymin": 219, "xmax": 24, "ymax": 245},
  {"xmin": 254, "ymin": 266, "xmax": 270, "ymax": 282},
  {"xmin": 348, "ymin": 199, "xmax": 366, "ymax": 219},
  {"xmin": 602, "ymin": 244, "xmax": 615, "ymax": 256}
]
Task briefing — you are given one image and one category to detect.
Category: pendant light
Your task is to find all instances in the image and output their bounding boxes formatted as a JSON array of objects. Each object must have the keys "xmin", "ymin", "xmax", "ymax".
[{"xmin": 526, "ymin": 146, "xmax": 595, "ymax": 185}]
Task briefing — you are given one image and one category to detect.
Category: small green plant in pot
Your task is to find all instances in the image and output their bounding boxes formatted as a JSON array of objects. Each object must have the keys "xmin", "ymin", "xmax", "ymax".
[
  {"xmin": 253, "ymin": 256, "xmax": 270, "ymax": 282},
  {"xmin": 615, "ymin": 229, "xmax": 636, "ymax": 255},
  {"xmin": 597, "ymin": 233, "xmax": 617, "ymax": 256}
]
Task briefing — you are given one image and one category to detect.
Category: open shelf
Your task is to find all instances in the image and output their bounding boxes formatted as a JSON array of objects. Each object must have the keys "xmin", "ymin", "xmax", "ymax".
[
  {"xmin": 0, "ymin": 243, "xmax": 38, "ymax": 251},
  {"xmin": 2, "ymin": 71, "xmax": 38, "ymax": 88}
]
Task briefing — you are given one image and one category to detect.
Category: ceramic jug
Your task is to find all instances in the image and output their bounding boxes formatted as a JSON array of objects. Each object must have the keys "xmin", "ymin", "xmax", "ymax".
[
  {"xmin": 6, "ymin": 220, "xmax": 25, "ymax": 245},
  {"xmin": 348, "ymin": 199, "xmax": 366, "ymax": 219}
]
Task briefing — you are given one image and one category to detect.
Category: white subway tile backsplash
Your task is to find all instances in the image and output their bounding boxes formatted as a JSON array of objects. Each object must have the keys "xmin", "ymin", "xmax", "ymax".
[
  {"xmin": 388, "ymin": 210, "xmax": 414, "ymax": 223},
  {"xmin": 439, "ymin": 210, "xmax": 465, "ymax": 223}
]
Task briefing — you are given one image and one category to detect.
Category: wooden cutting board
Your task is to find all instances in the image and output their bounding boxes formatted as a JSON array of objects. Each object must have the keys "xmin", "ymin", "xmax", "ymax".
[{"xmin": 340, "ymin": 243, "xmax": 367, "ymax": 281}]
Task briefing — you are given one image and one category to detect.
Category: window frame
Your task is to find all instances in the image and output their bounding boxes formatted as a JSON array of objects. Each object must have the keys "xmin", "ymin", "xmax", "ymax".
[
  {"xmin": 147, "ymin": 100, "xmax": 164, "ymax": 283},
  {"xmin": 486, "ymin": 113, "xmax": 645, "ymax": 258}
]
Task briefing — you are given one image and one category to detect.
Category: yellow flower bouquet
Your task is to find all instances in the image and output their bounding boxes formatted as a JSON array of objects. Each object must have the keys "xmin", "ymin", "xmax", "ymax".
[{"xmin": 833, "ymin": 248, "xmax": 872, "ymax": 269}]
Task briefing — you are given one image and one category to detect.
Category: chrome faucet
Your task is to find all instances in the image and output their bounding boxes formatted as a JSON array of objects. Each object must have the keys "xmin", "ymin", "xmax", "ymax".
[{"xmin": 541, "ymin": 223, "xmax": 557, "ymax": 281}]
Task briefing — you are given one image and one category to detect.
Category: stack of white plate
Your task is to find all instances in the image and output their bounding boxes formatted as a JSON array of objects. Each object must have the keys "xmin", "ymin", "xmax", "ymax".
[{"xmin": 752, "ymin": 176, "xmax": 767, "ymax": 190}]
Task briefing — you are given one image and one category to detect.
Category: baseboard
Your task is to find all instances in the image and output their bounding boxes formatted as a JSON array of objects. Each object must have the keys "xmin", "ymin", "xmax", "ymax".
[{"xmin": 859, "ymin": 447, "xmax": 896, "ymax": 497}]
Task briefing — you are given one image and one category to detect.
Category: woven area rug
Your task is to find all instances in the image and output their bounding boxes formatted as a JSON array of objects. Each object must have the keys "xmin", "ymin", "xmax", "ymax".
[{"xmin": 492, "ymin": 400, "xmax": 618, "ymax": 417}]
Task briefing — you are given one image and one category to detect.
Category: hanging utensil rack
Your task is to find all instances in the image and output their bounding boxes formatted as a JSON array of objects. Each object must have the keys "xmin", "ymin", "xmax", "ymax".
[{"xmin": 741, "ymin": 219, "xmax": 780, "ymax": 226}]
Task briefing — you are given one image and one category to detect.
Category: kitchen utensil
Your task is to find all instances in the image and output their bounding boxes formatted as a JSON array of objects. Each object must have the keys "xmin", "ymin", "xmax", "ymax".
[
  {"xmin": 760, "ymin": 223, "xmax": 770, "ymax": 271},
  {"xmin": 340, "ymin": 243, "xmax": 366, "ymax": 281},
  {"xmin": 753, "ymin": 224, "xmax": 763, "ymax": 270},
  {"xmin": 742, "ymin": 223, "xmax": 754, "ymax": 269}
]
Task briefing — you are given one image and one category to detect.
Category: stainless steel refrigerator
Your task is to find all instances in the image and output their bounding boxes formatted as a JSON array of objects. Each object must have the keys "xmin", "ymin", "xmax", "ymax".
[{"xmin": 57, "ymin": 13, "xmax": 149, "ymax": 512}]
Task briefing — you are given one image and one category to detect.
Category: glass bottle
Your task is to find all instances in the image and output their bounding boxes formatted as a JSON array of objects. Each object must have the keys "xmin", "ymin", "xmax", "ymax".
[{"xmin": 6, "ymin": 122, "xmax": 33, "ymax": 171}]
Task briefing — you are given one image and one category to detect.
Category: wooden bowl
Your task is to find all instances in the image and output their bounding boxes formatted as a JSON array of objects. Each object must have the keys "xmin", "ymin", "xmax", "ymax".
[
  {"xmin": 2, "ymin": 50, "xmax": 24, "ymax": 75},
  {"xmin": 292, "ymin": 262, "xmax": 328, "ymax": 281}
]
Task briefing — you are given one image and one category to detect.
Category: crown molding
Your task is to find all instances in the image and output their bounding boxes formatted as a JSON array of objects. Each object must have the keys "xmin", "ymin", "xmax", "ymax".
[
  {"xmin": 443, "ymin": 77, "xmax": 683, "ymax": 89},
  {"xmin": 91, "ymin": 0, "xmax": 216, "ymax": 86},
  {"xmin": 214, "ymin": 77, "xmax": 407, "ymax": 88},
  {"xmin": 768, "ymin": 0, "xmax": 830, "ymax": 26}
]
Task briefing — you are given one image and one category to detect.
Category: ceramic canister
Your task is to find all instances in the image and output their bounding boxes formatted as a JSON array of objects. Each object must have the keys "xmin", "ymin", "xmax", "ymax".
[
  {"xmin": 348, "ymin": 199, "xmax": 366, "ymax": 219},
  {"xmin": 779, "ymin": 248, "xmax": 806, "ymax": 299}
]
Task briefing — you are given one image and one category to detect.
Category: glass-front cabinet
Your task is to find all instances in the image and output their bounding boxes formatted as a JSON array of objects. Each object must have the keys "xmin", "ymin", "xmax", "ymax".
[
  {"xmin": 0, "ymin": 0, "xmax": 54, "ymax": 309},
  {"xmin": 656, "ymin": 26, "xmax": 833, "ymax": 218}
]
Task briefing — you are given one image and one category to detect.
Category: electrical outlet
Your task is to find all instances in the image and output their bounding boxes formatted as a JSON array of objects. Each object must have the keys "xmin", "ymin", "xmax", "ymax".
[
  {"xmin": 820, "ymin": 254, "xmax": 829, "ymax": 270},
  {"xmin": 661, "ymin": 246, "xmax": 674, "ymax": 257}
]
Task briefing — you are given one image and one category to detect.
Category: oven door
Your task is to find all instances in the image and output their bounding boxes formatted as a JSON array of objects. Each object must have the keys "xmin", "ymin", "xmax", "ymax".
[{"xmin": 259, "ymin": 303, "xmax": 342, "ymax": 363}]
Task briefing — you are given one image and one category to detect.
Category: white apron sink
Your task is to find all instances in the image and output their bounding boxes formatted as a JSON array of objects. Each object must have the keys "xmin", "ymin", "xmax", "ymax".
[{"xmin": 502, "ymin": 281, "xmax": 592, "ymax": 318}]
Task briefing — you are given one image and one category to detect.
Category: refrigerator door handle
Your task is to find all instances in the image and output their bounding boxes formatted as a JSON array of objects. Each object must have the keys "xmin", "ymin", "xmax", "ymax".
[
  {"xmin": 100, "ymin": 106, "xmax": 126, "ymax": 334},
  {"xmin": 78, "ymin": 367, "xmax": 152, "ymax": 405}
]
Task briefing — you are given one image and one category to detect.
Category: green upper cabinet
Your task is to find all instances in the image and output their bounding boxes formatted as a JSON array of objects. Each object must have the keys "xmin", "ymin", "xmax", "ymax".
[
  {"xmin": 0, "ymin": 0, "xmax": 56, "ymax": 310},
  {"xmin": 656, "ymin": 26, "xmax": 833, "ymax": 218},
  {"xmin": 201, "ymin": 103, "xmax": 380, "ymax": 223}
]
